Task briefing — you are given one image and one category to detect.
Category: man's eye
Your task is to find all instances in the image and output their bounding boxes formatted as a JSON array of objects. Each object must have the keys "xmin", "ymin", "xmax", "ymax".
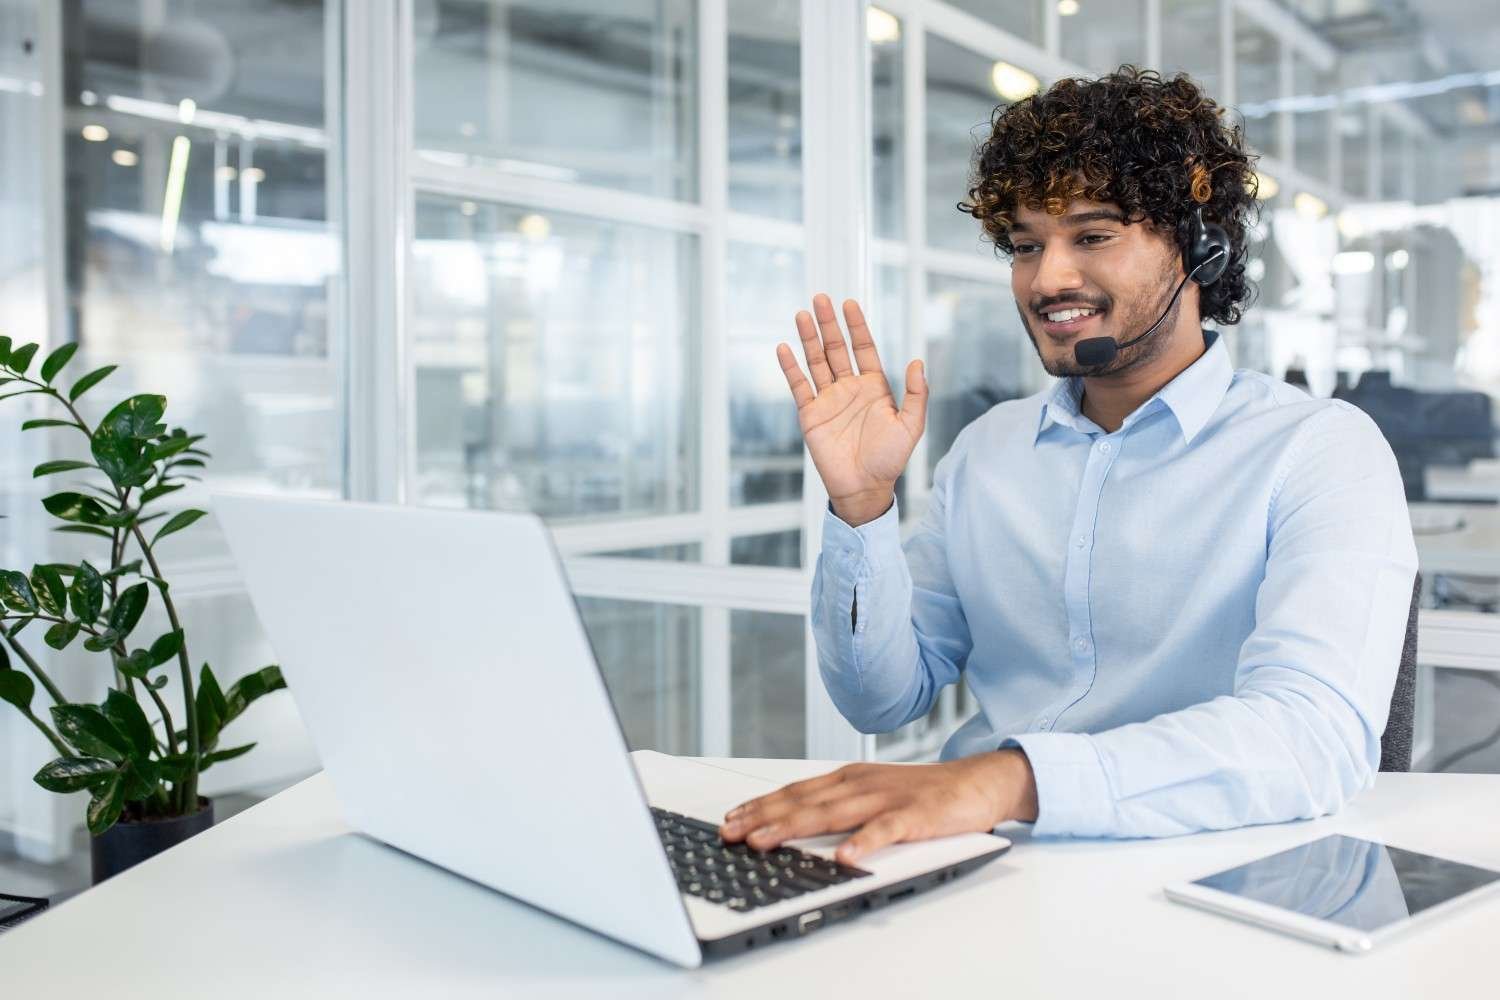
[
  {"xmin": 1080, "ymin": 234, "xmax": 1113, "ymax": 245},
  {"xmin": 1014, "ymin": 243, "xmax": 1039, "ymax": 255}
]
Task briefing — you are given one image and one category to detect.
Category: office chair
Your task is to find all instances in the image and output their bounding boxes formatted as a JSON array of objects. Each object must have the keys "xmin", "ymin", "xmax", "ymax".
[{"xmin": 1378, "ymin": 572, "xmax": 1422, "ymax": 773}]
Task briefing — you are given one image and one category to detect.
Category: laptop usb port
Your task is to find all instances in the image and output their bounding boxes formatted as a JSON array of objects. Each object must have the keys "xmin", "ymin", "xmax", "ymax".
[{"xmin": 797, "ymin": 910, "xmax": 824, "ymax": 934}]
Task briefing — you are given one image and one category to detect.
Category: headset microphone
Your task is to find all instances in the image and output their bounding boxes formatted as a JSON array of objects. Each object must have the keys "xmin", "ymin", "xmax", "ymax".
[{"xmin": 1072, "ymin": 206, "xmax": 1230, "ymax": 369}]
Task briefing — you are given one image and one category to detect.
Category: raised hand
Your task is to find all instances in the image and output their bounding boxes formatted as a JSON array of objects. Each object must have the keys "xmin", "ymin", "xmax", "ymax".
[{"xmin": 777, "ymin": 293, "xmax": 927, "ymax": 527}]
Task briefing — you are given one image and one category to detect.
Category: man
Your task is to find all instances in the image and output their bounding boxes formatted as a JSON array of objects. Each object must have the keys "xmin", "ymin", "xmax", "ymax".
[{"xmin": 719, "ymin": 67, "xmax": 1417, "ymax": 863}]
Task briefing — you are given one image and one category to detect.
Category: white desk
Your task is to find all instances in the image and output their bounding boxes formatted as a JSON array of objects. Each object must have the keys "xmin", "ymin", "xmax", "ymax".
[
  {"xmin": 1426, "ymin": 461, "xmax": 1500, "ymax": 503},
  {"xmin": 1411, "ymin": 502, "xmax": 1500, "ymax": 579},
  {"xmin": 3, "ymin": 760, "xmax": 1498, "ymax": 998}
]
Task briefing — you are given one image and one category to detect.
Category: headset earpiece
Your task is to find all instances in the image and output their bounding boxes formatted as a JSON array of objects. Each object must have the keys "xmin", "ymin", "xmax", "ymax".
[{"xmin": 1185, "ymin": 206, "xmax": 1230, "ymax": 286}]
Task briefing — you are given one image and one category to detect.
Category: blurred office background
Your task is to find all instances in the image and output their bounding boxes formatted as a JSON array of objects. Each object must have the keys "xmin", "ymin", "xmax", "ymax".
[{"xmin": 2, "ymin": 0, "xmax": 1499, "ymax": 877}]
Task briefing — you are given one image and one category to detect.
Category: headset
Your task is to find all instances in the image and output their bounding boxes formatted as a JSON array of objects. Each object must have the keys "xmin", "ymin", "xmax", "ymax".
[{"xmin": 1072, "ymin": 205, "xmax": 1231, "ymax": 369}]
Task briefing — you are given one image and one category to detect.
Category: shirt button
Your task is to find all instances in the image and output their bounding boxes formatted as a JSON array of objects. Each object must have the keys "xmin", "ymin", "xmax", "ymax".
[
  {"xmin": 1075, "ymin": 535, "xmax": 1086, "ymax": 548},
  {"xmin": 1038, "ymin": 717, "xmax": 1050, "ymax": 729},
  {"xmin": 1098, "ymin": 440, "xmax": 1112, "ymax": 454}
]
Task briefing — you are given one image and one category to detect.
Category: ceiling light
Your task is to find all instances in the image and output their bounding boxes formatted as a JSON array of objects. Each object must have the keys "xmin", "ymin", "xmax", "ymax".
[
  {"xmin": 991, "ymin": 62, "xmax": 1039, "ymax": 103},
  {"xmin": 1387, "ymin": 249, "xmax": 1409, "ymax": 270},
  {"xmin": 178, "ymin": 98, "xmax": 197, "ymax": 124},
  {"xmin": 1251, "ymin": 171, "xmax": 1279, "ymax": 200},
  {"xmin": 241, "ymin": 166, "xmax": 266, "ymax": 183},
  {"xmin": 460, "ymin": 200, "xmax": 478, "ymax": 217},
  {"xmin": 1293, "ymin": 191, "xmax": 1327, "ymax": 219},
  {"xmin": 215, "ymin": 165, "xmax": 238, "ymax": 182},
  {"xmin": 1336, "ymin": 210, "xmax": 1365, "ymax": 239},
  {"xmin": 867, "ymin": 7, "xmax": 901, "ymax": 44},
  {"xmin": 111, "ymin": 149, "xmax": 138, "ymax": 167},
  {"xmin": 1058, "ymin": 0, "xmax": 1080, "ymax": 15},
  {"xmin": 79, "ymin": 89, "xmax": 97, "ymax": 106},
  {"xmin": 518, "ymin": 213, "xmax": 551, "ymax": 241},
  {"xmin": 1330, "ymin": 250, "xmax": 1374, "ymax": 275},
  {"xmin": 160, "ymin": 135, "xmax": 191, "ymax": 253},
  {"xmin": 81, "ymin": 124, "xmax": 109, "ymax": 142}
]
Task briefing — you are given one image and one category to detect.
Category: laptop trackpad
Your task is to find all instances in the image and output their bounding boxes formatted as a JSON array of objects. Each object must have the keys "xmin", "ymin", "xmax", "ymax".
[{"xmin": 632, "ymin": 750, "xmax": 784, "ymax": 826}]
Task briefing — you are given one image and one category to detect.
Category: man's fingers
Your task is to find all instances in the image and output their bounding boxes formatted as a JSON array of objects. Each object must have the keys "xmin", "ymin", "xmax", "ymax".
[
  {"xmin": 776, "ymin": 343, "xmax": 816, "ymax": 409},
  {"xmin": 900, "ymin": 359, "xmax": 928, "ymax": 434},
  {"xmin": 794, "ymin": 309, "xmax": 835, "ymax": 389},
  {"xmin": 743, "ymin": 793, "xmax": 889, "ymax": 851},
  {"xmin": 836, "ymin": 810, "xmax": 914, "ymax": 866},
  {"xmin": 720, "ymin": 767, "xmax": 856, "ymax": 838},
  {"xmin": 812, "ymin": 293, "xmax": 855, "ymax": 378},
  {"xmin": 842, "ymin": 298, "xmax": 883, "ymax": 375}
]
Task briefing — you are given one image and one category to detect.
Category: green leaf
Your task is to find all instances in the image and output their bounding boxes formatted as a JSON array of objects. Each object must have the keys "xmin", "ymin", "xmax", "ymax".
[
  {"xmin": 156, "ymin": 752, "xmax": 192, "ymax": 782},
  {"xmin": 147, "ymin": 436, "xmax": 194, "ymax": 461},
  {"xmin": 0, "ymin": 638, "xmax": 9, "ymax": 670},
  {"xmin": 33, "ymin": 756, "xmax": 117, "ymax": 793},
  {"xmin": 0, "ymin": 570, "xmax": 38, "ymax": 613},
  {"xmin": 42, "ymin": 491, "xmax": 110, "ymax": 525},
  {"xmin": 140, "ymin": 481, "xmax": 185, "ymax": 504},
  {"xmin": 31, "ymin": 564, "xmax": 68, "ymax": 616},
  {"xmin": 119, "ymin": 757, "xmax": 160, "ymax": 801},
  {"xmin": 114, "ymin": 648, "xmax": 152, "ymax": 679},
  {"xmin": 52, "ymin": 524, "xmax": 113, "ymax": 539},
  {"xmin": 39, "ymin": 342, "xmax": 78, "ymax": 383},
  {"xmin": 82, "ymin": 628, "xmax": 121, "ymax": 653},
  {"xmin": 50, "ymin": 704, "xmax": 130, "ymax": 761},
  {"xmin": 152, "ymin": 508, "xmax": 207, "ymax": 546},
  {"xmin": 223, "ymin": 665, "xmax": 287, "ymax": 725},
  {"xmin": 200, "ymin": 742, "xmax": 255, "ymax": 770},
  {"xmin": 90, "ymin": 434, "xmax": 154, "ymax": 490},
  {"xmin": 0, "ymin": 335, "xmax": 10, "ymax": 366},
  {"xmin": 21, "ymin": 418, "xmax": 83, "ymax": 431},
  {"xmin": 7, "ymin": 616, "xmax": 33, "ymax": 638},
  {"xmin": 103, "ymin": 689, "xmax": 155, "ymax": 761},
  {"xmin": 86, "ymin": 773, "xmax": 126, "ymax": 835},
  {"xmin": 68, "ymin": 364, "xmax": 117, "ymax": 403},
  {"xmin": 107, "ymin": 582, "xmax": 149, "ymax": 640},
  {"xmin": 43, "ymin": 620, "xmax": 81, "ymax": 650},
  {"xmin": 147, "ymin": 629, "xmax": 183, "ymax": 667},
  {"xmin": 0, "ymin": 669, "xmax": 35, "ymax": 711},
  {"xmin": 69, "ymin": 560, "xmax": 104, "ymax": 623},
  {"xmin": 7, "ymin": 342, "xmax": 38, "ymax": 375},
  {"xmin": 197, "ymin": 663, "xmax": 227, "ymax": 750},
  {"xmin": 98, "ymin": 506, "xmax": 139, "ymax": 528},
  {"xmin": 148, "ymin": 675, "xmax": 168, "ymax": 690},
  {"xmin": 97, "ymin": 394, "xmax": 167, "ymax": 441},
  {"xmin": 101, "ymin": 560, "xmax": 143, "ymax": 580},
  {"xmin": 33, "ymin": 459, "xmax": 94, "ymax": 478}
]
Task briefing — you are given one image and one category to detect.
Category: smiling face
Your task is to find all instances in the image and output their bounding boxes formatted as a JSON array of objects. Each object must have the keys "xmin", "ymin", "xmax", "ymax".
[{"xmin": 1009, "ymin": 198, "xmax": 1192, "ymax": 378}]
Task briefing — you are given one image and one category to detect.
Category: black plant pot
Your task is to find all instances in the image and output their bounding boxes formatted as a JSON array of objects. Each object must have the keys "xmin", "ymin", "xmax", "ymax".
[{"xmin": 90, "ymin": 798, "xmax": 215, "ymax": 885}]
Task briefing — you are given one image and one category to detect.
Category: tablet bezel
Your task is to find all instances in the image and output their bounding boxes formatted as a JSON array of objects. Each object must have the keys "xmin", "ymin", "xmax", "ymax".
[{"xmin": 1164, "ymin": 835, "xmax": 1500, "ymax": 953}]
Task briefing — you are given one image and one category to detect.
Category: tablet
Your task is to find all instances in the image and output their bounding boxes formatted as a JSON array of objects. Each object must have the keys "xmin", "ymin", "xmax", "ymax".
[{"xmin": 1164, "ymin": 834, "xmax": 1500, "ymax": 953}]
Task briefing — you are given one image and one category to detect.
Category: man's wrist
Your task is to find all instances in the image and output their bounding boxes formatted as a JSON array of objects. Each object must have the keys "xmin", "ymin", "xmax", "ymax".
[
  {"xmin": 830, "ymin": 489, "xmax": 895, "ymax": 528},
  {"xmin": 988, "ymin": 748, "xmax": 1039, "ymax": 825}
]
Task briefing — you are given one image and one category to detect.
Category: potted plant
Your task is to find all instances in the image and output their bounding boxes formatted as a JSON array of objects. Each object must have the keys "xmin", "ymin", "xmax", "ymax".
[{"xmin": 0, "ymin": 334, "xmax": 285, "ymax": 883}]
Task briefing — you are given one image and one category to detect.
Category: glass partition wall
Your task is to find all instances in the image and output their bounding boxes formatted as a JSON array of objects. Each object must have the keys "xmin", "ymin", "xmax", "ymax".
[{"xmin": 7, "ymin": 0, "xmax": 1500, "ymax": 861}]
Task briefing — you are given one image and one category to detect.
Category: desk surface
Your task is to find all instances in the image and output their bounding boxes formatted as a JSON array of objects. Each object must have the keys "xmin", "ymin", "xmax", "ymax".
[
  {"xmin": 1411, "ymin": 502, "xmax": 1500, "ymax": 577},
  {"xmin": 3, "ymin": 759, "xmax": 1497, "ymax": 998}
]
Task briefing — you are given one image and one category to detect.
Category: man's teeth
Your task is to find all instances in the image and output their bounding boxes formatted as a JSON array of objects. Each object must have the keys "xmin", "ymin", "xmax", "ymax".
[{"xmin": 1044, "ymin": 307, "xmax": 1099, "ymax": 322}]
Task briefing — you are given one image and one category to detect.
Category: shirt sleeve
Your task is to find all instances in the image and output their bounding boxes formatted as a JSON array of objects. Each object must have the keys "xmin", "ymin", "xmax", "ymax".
[
  {"xmin": 810, "ymin": 439, "xmax": 976, "ymax": 734},
  {"xmin": 1004, "ymin": 402, "xmax": 1419, "ymax": 838}
]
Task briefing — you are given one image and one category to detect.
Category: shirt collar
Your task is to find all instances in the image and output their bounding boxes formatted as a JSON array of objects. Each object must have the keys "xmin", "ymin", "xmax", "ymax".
[{"xmin": 1034, "ymin": 329, "xmax": 1233, "ymax": 447}]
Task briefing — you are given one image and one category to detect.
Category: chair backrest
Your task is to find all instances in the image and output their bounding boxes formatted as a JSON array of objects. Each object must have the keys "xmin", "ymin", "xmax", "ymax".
[{"xmin": 1379, "ymin": 572, "xmax": 1422, "ymax": 772}]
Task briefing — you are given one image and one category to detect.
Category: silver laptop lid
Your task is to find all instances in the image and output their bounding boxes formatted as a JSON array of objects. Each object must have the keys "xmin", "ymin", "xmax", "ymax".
[{"xmin": 213, "ymin": 493, "xmax": 701, "ymax": 968}]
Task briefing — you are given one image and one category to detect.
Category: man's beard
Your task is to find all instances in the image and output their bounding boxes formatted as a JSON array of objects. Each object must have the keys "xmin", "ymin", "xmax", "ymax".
[{"xmin": 1018, "ymin": 260, "xmax": 1184, "ymax": 379}]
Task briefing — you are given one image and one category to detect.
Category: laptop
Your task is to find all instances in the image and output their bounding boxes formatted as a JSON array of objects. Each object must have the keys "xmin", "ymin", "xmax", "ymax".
[{"xmin": 214, "ymin": 494, "xmax": 1010, "ymax": 968}]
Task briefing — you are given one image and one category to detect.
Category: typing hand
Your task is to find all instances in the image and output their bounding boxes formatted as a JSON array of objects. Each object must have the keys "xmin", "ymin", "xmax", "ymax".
[
  {"xmin": 778, "ymin": 293, "xmax": 928, "ymax": 528},
  {"xmin": 718, "ymin": 751, "xmax": 1038, "ymax": 866}
]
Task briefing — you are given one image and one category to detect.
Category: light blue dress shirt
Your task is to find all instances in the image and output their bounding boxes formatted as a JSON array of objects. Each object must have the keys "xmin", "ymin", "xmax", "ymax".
[{"xmin": 811, "ymin": 330, "xmax": 1418, "ymax": 838}]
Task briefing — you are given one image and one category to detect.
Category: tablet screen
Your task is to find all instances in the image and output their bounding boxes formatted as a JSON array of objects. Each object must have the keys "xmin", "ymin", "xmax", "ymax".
[{"xmin": 1193, "ymin": 834, "xmax": 1500, "ymax": 933}]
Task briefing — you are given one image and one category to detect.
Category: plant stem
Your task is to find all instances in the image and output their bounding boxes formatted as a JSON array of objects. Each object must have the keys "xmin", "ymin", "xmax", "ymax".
[
  {"xmin": 20, "ymin": 707, "xmax": 70, "ymax": 757},
  {"xmin": 2, "ymin": 631, "xmax": 67, "ymax": 705},
  {"xmin": 128, "ymin": 526, "xmax": 197, "ymax": 810}
]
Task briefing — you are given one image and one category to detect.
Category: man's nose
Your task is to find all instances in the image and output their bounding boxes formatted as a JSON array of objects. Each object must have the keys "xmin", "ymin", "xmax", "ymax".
[{"xmin": 1030, "ymin": 244, "xmax": 1085, "ymax": 300}]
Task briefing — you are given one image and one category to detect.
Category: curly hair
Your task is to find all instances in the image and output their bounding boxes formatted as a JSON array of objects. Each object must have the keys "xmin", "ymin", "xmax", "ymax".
[{"xmin": 958, "ymin": 65, "xmax": 1258, "ymax": 325}]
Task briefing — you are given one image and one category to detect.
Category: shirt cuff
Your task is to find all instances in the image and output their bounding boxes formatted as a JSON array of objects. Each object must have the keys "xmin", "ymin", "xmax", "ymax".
[
  {"xmin": 821, "ymin": 497, "xmax": 903, "ymax": 574},
  {"xmin": 1000, "ymin": 732, "xmax": 1117, "ymax": 838}
]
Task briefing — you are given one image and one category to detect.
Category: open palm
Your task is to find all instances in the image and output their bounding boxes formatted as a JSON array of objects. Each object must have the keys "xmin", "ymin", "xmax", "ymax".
[{"xmin": 777, "ymin": 294, "xmax": 927, "ymax": 524}]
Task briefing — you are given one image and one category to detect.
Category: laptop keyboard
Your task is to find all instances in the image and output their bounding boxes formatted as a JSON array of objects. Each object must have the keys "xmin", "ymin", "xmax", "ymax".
[{"xmin": 651, "ymin": 807, "xmax": 871, "ymax": 912}]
